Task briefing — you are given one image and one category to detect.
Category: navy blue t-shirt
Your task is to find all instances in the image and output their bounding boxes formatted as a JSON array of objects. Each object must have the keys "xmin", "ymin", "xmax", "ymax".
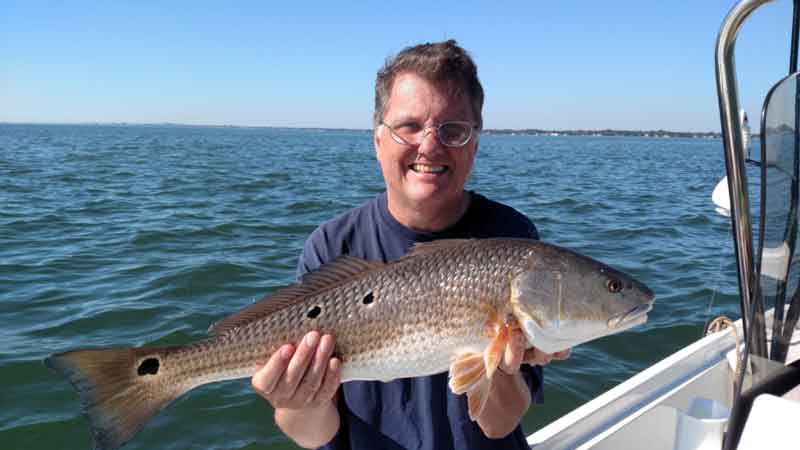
[{"xmin": 296, "ymin": 191, "xmax": 543, "ymax": 450}]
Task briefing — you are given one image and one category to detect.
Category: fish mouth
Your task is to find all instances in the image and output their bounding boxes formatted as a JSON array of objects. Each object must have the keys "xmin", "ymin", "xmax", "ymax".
[{"xmin": 607, "ymin": 303, "xmax": 653, "ymax": 330}]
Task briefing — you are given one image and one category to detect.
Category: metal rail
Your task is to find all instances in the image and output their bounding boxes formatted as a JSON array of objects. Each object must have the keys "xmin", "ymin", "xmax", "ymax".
[{"xmin": 715, "ymin": 0, "xmax": 773, "ymax": 361}]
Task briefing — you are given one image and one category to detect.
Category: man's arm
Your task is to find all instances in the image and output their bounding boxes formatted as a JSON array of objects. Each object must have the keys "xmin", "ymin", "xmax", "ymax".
[
  {"xmin": 274, "ymin": 401, "xmax": 339, "ymax": 449},
  {"xmin": 475, "ymin": 329, "xmax": 570, "ymax": 439},
  {"xmin": 252, "ymin": 229, "xmax": 344, "ymax": 448},
  {"xmin": 251, "ymin": 331, "xmax": 342, "ymax": 448},
  {"xmin": 475, "ymin": 370, "xmax": 532, "ymax": 438}
]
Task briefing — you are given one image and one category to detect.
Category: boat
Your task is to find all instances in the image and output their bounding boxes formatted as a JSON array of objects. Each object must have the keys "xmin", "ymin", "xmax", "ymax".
[{"xmin": 526, "ymin": 1, "xmax": 800, "ymax": 448}]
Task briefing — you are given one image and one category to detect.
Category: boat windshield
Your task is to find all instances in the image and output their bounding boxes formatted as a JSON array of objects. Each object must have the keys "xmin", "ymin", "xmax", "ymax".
[{"xmin": 755, "ymin": 71, "xmax": 800, "ymax": 365}]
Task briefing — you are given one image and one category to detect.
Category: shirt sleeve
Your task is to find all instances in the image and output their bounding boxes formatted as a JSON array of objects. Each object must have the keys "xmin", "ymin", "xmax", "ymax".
[
  {"xmin": 521, "ymin": 364, "xmax": 544, "ymax": 404},
  {"xmin": 527, "ymin": 219, "xmax": 540, "ymax": 240},
  {"xmin": 296, "ymin": 226, "xmax": 331, "ymax": 279}
]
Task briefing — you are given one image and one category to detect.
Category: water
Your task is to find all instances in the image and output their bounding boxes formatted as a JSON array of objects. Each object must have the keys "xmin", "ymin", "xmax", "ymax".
[{"xmin": 0, "ymin": 124, "xmax": 742, "ymax": 449}]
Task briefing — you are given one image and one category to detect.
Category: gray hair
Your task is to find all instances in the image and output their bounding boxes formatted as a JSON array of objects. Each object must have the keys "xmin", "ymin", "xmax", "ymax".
[{"xmin": 373, "ymin": 40, "xmax": 484, "ymax": 129}]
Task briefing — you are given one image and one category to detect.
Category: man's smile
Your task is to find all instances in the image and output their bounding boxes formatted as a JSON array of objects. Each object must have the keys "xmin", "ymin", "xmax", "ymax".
[{"xmin": 409, "ymin": 163, "xmax": 448, "ymax": 174}]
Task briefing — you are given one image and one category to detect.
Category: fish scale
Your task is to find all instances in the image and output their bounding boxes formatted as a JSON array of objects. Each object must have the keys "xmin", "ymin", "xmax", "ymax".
[{"xmin": 45, "ymin": 238, "xmax": 654, "ymax": 450}]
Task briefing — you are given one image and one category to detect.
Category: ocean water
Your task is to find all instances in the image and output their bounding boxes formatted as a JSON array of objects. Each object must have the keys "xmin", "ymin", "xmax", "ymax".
[{"xmin": 0, "ymin": 124, "xmax": 743, "ymax": 449}]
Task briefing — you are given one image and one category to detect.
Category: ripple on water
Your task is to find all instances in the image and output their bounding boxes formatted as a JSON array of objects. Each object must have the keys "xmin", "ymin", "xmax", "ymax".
[{"xmin": 598, "ymin": 225, "xmax": 681, "ymax": 240}]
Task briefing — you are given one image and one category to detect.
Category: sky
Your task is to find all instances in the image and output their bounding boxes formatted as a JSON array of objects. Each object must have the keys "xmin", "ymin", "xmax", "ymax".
[{"xmin": 0, "ymin": 1, "xmax": 794, "ymax": 132}]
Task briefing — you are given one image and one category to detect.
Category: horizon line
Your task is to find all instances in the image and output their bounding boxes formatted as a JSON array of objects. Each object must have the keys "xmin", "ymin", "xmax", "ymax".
[{"xmin": 0, "ymin": 121, "xmax": 723, "ymax": 135}]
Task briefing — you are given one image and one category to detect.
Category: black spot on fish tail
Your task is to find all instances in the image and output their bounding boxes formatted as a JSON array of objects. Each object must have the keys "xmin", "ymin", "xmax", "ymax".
[
  {"xmin": 44, "ymin": 346, "xmax": 188, "ymax": 450},
  {"xmin": 137, "ymin": 358, "xmax": 159, "ymax": 376}
]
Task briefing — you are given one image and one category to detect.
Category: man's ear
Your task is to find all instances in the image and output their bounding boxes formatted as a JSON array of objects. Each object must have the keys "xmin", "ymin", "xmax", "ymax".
[{"xmin": 374, "ymin": 126, "xmax": 382, "ymax": 154}]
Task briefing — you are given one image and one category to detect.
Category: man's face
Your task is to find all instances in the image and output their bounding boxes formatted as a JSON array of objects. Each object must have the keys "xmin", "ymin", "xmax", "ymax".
[{"xmin": 374, "ymin": 72, "xmax": 478, "ymax": 219}]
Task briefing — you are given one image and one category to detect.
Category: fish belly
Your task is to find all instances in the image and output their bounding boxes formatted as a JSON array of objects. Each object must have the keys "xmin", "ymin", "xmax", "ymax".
[{"xmin": 339, "ymin": 327, "xmax": 490, "ymax": 382}]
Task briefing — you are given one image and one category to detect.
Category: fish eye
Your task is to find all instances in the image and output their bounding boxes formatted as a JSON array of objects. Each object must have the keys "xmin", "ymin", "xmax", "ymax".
[{"xmin": 606, "ymin": 278, "xmax": 623, "ymax": 293}]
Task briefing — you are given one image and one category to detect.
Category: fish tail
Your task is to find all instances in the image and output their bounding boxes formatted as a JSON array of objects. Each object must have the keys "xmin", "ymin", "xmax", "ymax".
[{"xmin": 45, "ymin": 346, "xmax": 187, "ymax": 450}]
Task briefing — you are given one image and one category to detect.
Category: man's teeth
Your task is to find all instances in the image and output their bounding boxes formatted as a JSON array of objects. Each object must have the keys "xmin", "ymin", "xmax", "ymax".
[{"xmin": 410, "ymin": 164, "xmax": 446, "ymax": 174}]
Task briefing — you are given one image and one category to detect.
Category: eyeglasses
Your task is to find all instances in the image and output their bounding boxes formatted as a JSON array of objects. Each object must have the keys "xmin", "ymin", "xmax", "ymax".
[{"xmin": 381, "ymin": 120, "xmax": 478, "ymax": 148}]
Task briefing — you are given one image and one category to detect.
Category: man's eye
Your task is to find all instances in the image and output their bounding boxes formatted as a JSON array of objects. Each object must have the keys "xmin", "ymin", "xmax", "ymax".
[{"xmin": 396, "ymin": 122, "xmax": 422, "ymax": 133}]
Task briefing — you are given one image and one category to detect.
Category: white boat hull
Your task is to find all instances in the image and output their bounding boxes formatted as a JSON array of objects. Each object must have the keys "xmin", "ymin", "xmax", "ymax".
[{"xmin": 528, "ymin": 309, "xmax": 798, "ymax": 449}]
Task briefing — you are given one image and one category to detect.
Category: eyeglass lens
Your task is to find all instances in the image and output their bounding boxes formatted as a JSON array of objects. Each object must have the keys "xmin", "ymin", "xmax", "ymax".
[{"xmin": 389, "ymin": 122, "xmax": 472, "ymax": 147}]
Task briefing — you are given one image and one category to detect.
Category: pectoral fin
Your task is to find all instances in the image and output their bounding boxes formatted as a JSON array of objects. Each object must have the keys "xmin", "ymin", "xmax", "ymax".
[
  {"xmin": 449, "ymin": 353, "xmax": 485, "ymax": 394},
  {"xmin": 448, "ymin": 353, "xmax": 492, "ymax": 420},
  {"xmin": 449, "ymin": 320, "xmax": 511, "ymax": 394},
  {"xmin": 467, "ymin": 377, "xmax": 491, "ymax": 421},
  {"xmin": 448, "ymin": 320, "xmax": 514, "ymax": 420},
  {"xmin": 483, "ymin": 324, "xmax": 509, "ymax": 380}
]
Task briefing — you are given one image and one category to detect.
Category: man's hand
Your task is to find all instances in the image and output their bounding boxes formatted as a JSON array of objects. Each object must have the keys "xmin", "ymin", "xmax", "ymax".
[
  {"xmin": 252, "ymin": 331, "xmax": 341, "ymax": 409},
  {"xmin": 252, "ymin": 331, "xmax": 341, "ymax": 448},
  {"xmin": 476, "ymin": 328, "xmax": 571, "ymax": 439},
  {"xmin": 498, "ymin": 328, "xmax": 571, "ymax": 375}
]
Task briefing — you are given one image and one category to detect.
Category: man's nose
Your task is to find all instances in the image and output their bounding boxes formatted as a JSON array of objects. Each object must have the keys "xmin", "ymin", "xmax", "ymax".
[{"xmin": 416, "ymin": 127, "xmax": 444, "ymax": 156}]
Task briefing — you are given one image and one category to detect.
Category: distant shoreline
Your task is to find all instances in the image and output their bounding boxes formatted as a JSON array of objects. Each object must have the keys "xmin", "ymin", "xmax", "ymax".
[
  {"xmin": 482, "ymin": 129, "xmax": 722, "ymax": 139},
  {"xmin": 0, "ymin": 121, "xmax": 723, "ymax": 139}
]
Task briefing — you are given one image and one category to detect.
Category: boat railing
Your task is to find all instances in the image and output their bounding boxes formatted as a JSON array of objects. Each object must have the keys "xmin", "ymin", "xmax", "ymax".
[{"xmin": 715, "ymin": 0, "xmax": 774, "ymax": 359}]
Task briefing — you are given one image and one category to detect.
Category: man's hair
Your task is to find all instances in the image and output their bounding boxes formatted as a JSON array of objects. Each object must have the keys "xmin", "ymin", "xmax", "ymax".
[{"xmin": 374, "ymin": 39, "xmax": 484, "ymax": 129}]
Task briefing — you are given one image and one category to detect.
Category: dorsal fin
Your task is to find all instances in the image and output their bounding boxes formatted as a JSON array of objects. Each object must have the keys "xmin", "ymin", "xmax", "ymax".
[
  {"xmin": 208, "ymin": 255, "xmax": 384, "ymax": 335},
  {"xmin": 298, "ymin": 255, "xmax": 384, "ymax": 286},
  {"xmin": 401, "ymin": 239, "xmax": 471, "ymax": 259}
]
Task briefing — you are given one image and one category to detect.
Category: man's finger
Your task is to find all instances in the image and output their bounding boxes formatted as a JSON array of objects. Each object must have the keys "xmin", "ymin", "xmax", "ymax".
[
  {"xmin": 553, "ymin": 348, "xmax": 572, "ymax": 360},
  {"xmin": 523, "ymin": 347, "xmax": 553, "ymax": 366},
  {"xmin": 309, "ymin": 334, "xmax": 336, "ymax": 386},
  {"xmin": 294, "ymin": 334, "xmax": 336, "ymax": 403},
  {"xmin": 312, "ymin": 357, "xmax": 341, "ymax": 404},
  {"xmin": 277, "ymin": 331, "xmax": 320, "ymax": 397},
  {"xmin": 500, "ymin": 329, "xmax": 526, "ymax": 374},
  {"xmin": 252, "ymin": 344, "xmax": 295, "ymax": 396}
]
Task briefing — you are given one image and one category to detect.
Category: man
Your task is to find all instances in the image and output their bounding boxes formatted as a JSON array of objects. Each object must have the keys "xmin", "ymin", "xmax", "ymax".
[{"xmin": 251, "ymin": 40, "xmax": 569, "ymax": 449}]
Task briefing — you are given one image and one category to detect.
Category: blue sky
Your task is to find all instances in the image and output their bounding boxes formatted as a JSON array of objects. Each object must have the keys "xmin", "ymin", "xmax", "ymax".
[{"xmin": 0, "ymin": 1, "xmax": 793, "ymax": 132}]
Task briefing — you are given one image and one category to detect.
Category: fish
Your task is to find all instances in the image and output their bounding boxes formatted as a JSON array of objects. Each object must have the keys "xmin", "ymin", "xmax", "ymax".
[{"xmin": 45, "ymin": 238, "xmax": 655, "ymax": 450}]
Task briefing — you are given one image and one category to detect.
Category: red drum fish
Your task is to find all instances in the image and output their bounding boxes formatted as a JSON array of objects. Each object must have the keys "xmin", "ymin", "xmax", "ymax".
[{"xmin": 46, "ymin": 238, "xmax": 655, "ymax": 450}]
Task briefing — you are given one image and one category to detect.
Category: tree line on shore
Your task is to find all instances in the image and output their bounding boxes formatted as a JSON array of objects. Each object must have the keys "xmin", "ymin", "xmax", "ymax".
[{"xmin": 483, "ymin": 128, "xmax": 721, "ymax": 139}]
